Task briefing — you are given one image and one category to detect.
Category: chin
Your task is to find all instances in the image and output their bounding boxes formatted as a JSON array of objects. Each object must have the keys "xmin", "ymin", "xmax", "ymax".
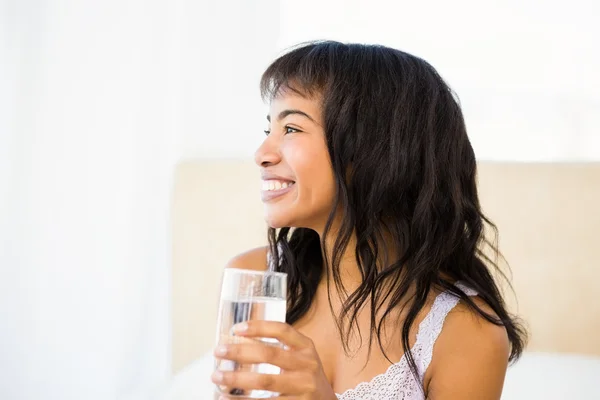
[
  {"xmin": 263, "ymin": 203, "xmax": 332, "ymax": 232},
  {"xmin": 264, "ymin": 212, "xmax": 323, "ymax": 233},
  {"xmin": 264, "ymin": 205, "xmax": 309, "ymax": 229},
  {"xmin": 264, "ymin": 213, "xmax": 294, "ymax": 229}
]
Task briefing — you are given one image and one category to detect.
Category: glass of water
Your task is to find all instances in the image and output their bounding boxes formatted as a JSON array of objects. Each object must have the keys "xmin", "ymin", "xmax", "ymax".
[{"xmin": 214, "ymin": 268, "xmax": 287, "ymax": 399}]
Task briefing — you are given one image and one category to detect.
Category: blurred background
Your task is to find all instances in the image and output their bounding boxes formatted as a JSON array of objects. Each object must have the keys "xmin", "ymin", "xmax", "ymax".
[{"xmin": 1, "ymin": 1, "xmax": 599, "ymax": 399}]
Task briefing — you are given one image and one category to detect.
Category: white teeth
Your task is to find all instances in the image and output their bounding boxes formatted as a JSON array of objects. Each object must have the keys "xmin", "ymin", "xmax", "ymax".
[{"xmin": 262, "ymin": 180, "xmax": 294, "ymax": 191}]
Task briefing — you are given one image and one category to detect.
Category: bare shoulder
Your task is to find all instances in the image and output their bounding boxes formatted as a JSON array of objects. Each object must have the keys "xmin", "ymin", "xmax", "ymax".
[
  {"xmin": 437, "ymin": 297, "xmax": 510, "ymax": 357},
  {"xmin": 425, "ymin": 296, "xmax": 510, "ymax": 400},
  {"xmin": 225, "ymin": 246, "xmax": 270, "ymax": 272}
]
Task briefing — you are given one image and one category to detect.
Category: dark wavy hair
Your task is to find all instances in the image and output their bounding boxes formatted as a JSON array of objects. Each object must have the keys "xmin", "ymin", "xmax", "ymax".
[{"xmin": 260, "ymin": 40, "xmax": 526, "ymax": 382}]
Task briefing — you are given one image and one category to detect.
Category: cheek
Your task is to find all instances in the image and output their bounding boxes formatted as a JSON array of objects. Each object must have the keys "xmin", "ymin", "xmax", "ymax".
[{"xmin": 285, "ymin": 139, "xmax": 335, "ymax": 207}]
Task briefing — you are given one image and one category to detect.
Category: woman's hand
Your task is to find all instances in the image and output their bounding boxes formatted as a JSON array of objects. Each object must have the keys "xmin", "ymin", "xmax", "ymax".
[{"xmin": 212, "ymin": 320, "xmax": 337, "ymax": 400}]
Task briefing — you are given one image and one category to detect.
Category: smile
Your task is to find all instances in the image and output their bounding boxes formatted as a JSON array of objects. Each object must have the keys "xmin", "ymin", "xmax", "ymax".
[
  {"xmin": 261, "ymin": 180, "xmax": 295, "ymax": 191},
  {"xmin": 261, "ymin": 180, "xmax": 295, "ymax": 201}
]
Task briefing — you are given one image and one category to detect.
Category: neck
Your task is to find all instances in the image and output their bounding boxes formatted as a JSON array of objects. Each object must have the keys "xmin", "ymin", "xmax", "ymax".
[
  {"xmin": 319, "ymin": 231, "xmax": 362, "ymax": 290},
  {"xmin": 316, "ymin": 221, "xmax": 400, "ymax": 294}
]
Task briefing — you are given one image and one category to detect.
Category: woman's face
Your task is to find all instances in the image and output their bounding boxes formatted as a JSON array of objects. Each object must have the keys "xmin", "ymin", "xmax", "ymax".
[{"xmin": 254, "ymin": 91, "xmax": 335, "ymax": 231}]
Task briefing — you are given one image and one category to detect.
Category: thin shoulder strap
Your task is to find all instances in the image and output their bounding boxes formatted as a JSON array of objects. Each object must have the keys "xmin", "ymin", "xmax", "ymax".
[{"xmin": 413, "ymin": 282, "xmax": 478, "ymax": 379}]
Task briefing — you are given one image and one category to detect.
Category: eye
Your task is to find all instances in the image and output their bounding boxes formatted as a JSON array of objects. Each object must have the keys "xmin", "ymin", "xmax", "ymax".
[
  {"xmin": 263, "ymin": 126, "xmax": 300, "ymax": 136},
  {"xmin": 285, "ymin": 126, "xmax": 300, "ymax": 134}
]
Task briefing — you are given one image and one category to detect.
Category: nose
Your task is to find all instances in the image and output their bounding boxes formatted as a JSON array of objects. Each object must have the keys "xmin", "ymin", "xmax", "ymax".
[{"xmin": 254, "ymin": 135, "xmax": 281, "ymax": 168}]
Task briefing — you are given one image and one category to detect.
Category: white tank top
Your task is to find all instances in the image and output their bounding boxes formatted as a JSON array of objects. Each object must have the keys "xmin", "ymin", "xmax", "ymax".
[
  {"xmin": 335, "ymin": 282, "xmax": 477, "ymax": 399},
  {"xmin": 267, "ymin": 251, "xmax": 478, "ymax": 399}
]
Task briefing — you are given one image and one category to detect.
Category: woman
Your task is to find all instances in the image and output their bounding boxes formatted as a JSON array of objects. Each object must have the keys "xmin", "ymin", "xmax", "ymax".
[{"xmin": 211, "ymin": 41, "xmax": 526, "ymax": 399}]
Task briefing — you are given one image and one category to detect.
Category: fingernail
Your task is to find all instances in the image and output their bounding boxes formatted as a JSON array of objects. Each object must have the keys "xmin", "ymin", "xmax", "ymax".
[
  {"xmin": 232, "ymin": 322, "xmax": 248, "ymax": 334},
  {"xmin": 214, "ymin": 345, "xmax": 227, "ymax": 357},
  {"xmin": 212, "ymin": 370, "xmax": 223, "ymax": 383}
]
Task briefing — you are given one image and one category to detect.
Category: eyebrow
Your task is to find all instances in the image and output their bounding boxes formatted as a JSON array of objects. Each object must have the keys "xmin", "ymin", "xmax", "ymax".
[{"xmin": 266, "ymin": 109, "xmax": 316, "ymax": 124}]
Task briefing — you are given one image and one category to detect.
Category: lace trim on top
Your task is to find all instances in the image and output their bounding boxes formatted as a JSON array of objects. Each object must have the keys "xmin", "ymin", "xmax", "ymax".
[{"xmin": 335, "ymin": 282, "xmax": 478, "ymax": 400}]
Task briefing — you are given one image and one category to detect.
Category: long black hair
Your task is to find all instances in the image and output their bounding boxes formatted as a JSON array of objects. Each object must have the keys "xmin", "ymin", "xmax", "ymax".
[{"xmin": 260, "ymin": 40, "xmax": 526, "ymax": 381}]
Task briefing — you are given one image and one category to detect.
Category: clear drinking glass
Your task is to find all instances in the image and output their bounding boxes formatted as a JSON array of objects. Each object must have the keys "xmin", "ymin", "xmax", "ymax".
[{"xmin": 214, "ymin": 268, "xmax": 287, "ymax": 399}]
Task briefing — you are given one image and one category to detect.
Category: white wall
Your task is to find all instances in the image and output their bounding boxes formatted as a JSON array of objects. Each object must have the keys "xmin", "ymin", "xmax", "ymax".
[
  {"xmin": 176, "ymin": 0, "xmax": 280, "ymax": 160},
  {"xmin": 1, "ymin": 1, "xmax": 178, "ymax": 399}
]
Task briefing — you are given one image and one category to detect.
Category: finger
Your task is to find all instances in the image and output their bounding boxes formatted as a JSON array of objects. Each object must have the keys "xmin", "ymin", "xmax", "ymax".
[
  {"xmin": 214, "ymin": 341, "xmax": 314, "ymax": 371},
  {"xmin": 211, "ymin": 370, "xmax": 315, "ymax": 395},
  {"xmin": 232, "ymin": 321, "xmax": 312, "ymax": 349}
]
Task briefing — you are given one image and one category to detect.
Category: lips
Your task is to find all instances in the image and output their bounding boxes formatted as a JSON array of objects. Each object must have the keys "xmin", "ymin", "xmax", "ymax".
[
  {"xmin": 261, "ymin": 179, "xmax": 295, "ymax": 191},
  {"xmin": 260, "ymin": 180, "xmax": 295, "ymax": 202}
]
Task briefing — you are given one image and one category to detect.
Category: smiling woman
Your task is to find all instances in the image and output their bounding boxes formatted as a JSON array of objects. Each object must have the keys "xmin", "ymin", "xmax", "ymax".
[{"xmin": 211, "ymin": 40, "xmax": 527, "ymax": 400}]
